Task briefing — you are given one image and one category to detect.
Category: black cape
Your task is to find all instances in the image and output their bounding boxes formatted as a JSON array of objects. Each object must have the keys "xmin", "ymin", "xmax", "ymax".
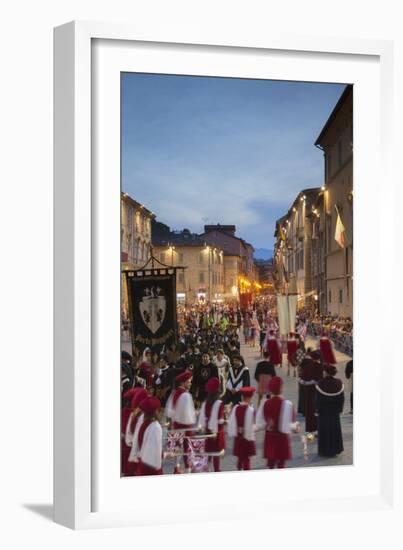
[{"xmin": 315, "ymin": 376, "xmax": 344, "ymax": 457}]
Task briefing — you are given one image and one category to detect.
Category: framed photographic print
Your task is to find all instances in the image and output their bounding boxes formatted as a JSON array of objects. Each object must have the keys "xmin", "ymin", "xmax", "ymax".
[{"xmin": 54, "ymin": 21, "xmax": 397, "ymax": 530}]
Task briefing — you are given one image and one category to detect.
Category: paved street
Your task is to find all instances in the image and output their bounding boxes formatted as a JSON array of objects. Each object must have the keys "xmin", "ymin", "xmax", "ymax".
[
  {"xmin": 123, "ymin": 335, "xmax": 353, "ymax": 474},
  {"xmin": 223, "ymin": 335, "xmax": 353, "ymax": 471}
]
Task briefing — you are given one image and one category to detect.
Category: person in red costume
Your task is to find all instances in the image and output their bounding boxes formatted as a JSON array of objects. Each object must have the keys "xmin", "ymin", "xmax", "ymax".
[
  {"xmin": 137, "ymin": 347, "xmax": 155, "ymax": 390},
  {"xmin": 319, "ymin": 332, "xmax": 337, "ymax": 365},
  {"xmin": 125, "ymin": 387, "xmax": 148, "ymax": 475},
  {"xmin": 198, "ymin": 377, "xmax": 226, "ymax": 472},
  {"xmin": 287, "ymin": 332, "xmax": 298, "ymax": 377},
  {"xmin": 135, "ymin": 397, "xmax": 163, "ymax": 476},
  {"xmin": 228, "ymin": 386, "xmax": 256, "ymax": 471},
  {"xmin": 121, "ymin": 388, "xmax": 137, "ymax": 476},
  {"xmin": 165, "ymin": 370, "xmax": 196, "ymax": 473},
  {"xmin": 256, "ymin": 376, "xmax": 295, "ymax": 469},
  {"xmin": 265, "ymin": 330, "xmax": 282, "ymax": 367}
]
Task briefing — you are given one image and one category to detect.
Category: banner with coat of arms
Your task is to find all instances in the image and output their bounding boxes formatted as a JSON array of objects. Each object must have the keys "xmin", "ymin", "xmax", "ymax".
[{"xmin": 127, "ymin": 272, "xmax": 177, "ymax": 352}]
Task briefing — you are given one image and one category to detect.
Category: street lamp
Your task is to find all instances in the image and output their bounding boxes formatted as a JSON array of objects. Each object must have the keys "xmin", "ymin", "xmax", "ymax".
[{"xmin": 168, "ymin": 244, "xmax": 175, "ymax": 265}]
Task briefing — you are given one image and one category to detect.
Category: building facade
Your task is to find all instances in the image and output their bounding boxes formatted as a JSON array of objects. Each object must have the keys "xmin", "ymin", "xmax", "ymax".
[
  {"xmin": 223, "ymin": 254, "xmax": 242, "ymax": 301},
  {"xmin": 273, "ymin": 188, "xmax": 320, "ymax": 310},
  {"xmin": 315, "ymin": 84, "xmax": 353, "ymax": 317},
  {"xmin": 310, "ymin": 189, "xmax": 327, "ymax": 314},
  {"xmin": 152, "ymin": 223, "xmax": 225, "ymax": 304},
  {"xmin": 200, "ymin": 224, "xmax": 257, "ymax": 286},
  {"xmin": 273, "ymin": 84, "xmax": 353, "ymax": 318},
  {"xmin": 255, "ymin": 258, "xmax": 275, "ymax": 294},
  {"xmin": 121, "ymin": 192, "xmax": 155, "ymax": 318}
]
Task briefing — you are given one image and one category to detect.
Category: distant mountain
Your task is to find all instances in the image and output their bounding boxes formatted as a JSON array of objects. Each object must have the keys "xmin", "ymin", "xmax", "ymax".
[{"xmin": 254, "ymin": 248, "xmax": 273, "ymax": 260}]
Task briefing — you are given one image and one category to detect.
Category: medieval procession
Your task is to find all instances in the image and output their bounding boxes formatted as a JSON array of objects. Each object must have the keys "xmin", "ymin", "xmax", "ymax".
[{"xmin": 120, "ymin": 75, "xmax": 353, "ymax": 477}]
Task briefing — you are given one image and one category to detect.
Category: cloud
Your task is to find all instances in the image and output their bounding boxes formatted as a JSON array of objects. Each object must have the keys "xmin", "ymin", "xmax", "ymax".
[{"xmin": 122, "ymin": 74, "xmax": 345, "ymax": 249}]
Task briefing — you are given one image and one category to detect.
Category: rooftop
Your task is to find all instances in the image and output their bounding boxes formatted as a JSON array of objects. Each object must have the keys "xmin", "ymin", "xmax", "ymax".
[
  {"xmin": 152, "ymin": 224, "xmax": 207, "ymax": 247},
  {"xmin": 121, "ymin": 191, "xmax": 155, "ymax": 218},
  {"xmin": 315, "ymin": 84, "xmax": 353, "ymax": 147}
]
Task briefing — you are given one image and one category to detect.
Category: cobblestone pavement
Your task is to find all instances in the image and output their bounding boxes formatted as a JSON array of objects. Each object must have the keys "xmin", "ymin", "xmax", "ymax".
[{"xmin": 123, "ymin": 335, "xmax": 353, "ymax": 474}]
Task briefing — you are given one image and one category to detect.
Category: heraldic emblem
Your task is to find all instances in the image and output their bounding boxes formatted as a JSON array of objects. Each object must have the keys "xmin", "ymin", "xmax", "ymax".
[{"xmin": 140, "ymin": 286, "xmax": 166, "ymax": 334}]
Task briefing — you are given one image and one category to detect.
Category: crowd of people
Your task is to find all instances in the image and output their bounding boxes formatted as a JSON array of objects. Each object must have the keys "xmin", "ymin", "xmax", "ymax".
[
  {"xmin": 298, "ymin": 310, "xmax": 353, "ymax": 356},
  {"xmin": 121, "ymin": 302, "xmax": 350, "ymax": 476}
]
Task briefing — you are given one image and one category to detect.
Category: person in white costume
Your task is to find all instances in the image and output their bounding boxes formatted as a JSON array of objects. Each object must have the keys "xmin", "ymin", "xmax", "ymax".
[
  {"xmin": 165, "ymin": 370, "xmax": 196, "ymax": 473},
  {"xmin": 228, "ymin": 386, "xmax": 256, "ymax": 470},
  {"xmin": 135, "ymin": 396, "xmax": 163, "ymax": 476}
]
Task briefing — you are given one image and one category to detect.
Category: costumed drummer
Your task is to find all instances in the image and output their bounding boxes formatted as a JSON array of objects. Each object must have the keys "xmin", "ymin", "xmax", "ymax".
[
  {"xmin": 165, "ymin": 370, "xmax": 196, "ymax": 474},
  {"xmin": 228, "ymin": 386, "xmax": 256, "ymax": 471},
  {"xmin": 135, "ymin": 397, "xmax": 163, "ymax": 476},
  {"xmin": 198, "ymin": 377, "xmax": 226, "ymax": 472},
  {"xmin": 256, "ymin": 376, "xmax": 295, "ymax": 469}
]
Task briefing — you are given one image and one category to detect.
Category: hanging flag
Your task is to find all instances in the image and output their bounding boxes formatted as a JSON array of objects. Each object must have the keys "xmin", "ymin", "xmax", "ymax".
[
  {"xmin": 279, "ymin": 225, "xmax": 286, "ymax": 241},
  {"xmin": 126, "ymin": 272, "xmax": 177, "ymax": 353},
  {"xmin": 334, "ymin": 206, "xmax": 346, "ymax": 248}
]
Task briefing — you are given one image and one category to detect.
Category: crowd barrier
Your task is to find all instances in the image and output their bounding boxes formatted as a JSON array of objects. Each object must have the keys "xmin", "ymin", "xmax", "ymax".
[{"xmin": 307, "ymin": 322, "xmax": 353, "ymax": 357}]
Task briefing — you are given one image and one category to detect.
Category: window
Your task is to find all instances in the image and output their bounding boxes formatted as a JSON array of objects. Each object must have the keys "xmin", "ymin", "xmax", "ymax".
[
  {"xmin": 178, "ymin": 272, "xmax": 184, "ymax": 285},
  {"xmin": 178, "ymin": 252, "xmax": 184, "ymax": 264},
  {"xmin": 199, "ymin": 271, "xmax": 205, "ymax": 283},
  {"xmin": 198, "ymin": 252, "xmax": 204, "ymax": 264},
  {"xmin": 160, "ymin": 252, "xmax": 165, "ymax": 263},
  {"xmin": 328, "ymin": 290, "xmax": 332, "ymax": 303},
  {"xmin": 339, "ymin": 289, "xmax": 343, "ymax": 304}
]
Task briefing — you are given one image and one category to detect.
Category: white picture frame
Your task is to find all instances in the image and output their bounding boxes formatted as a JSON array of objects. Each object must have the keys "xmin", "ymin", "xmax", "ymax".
[{"xmin": 54, "ymin": 21, "xmax": 399, "ymax": 530}]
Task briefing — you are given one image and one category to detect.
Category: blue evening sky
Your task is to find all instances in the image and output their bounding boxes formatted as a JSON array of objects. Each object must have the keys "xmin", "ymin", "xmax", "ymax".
[{"xmin": 121, "ymin": 73, "xmax": 346, "ymax": 252}]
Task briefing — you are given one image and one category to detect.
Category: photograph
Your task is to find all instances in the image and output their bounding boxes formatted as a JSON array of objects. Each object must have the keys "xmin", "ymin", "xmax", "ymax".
[{"xmin": 120, "ymin": 73, "xmax": 353, "ymax": 477}]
